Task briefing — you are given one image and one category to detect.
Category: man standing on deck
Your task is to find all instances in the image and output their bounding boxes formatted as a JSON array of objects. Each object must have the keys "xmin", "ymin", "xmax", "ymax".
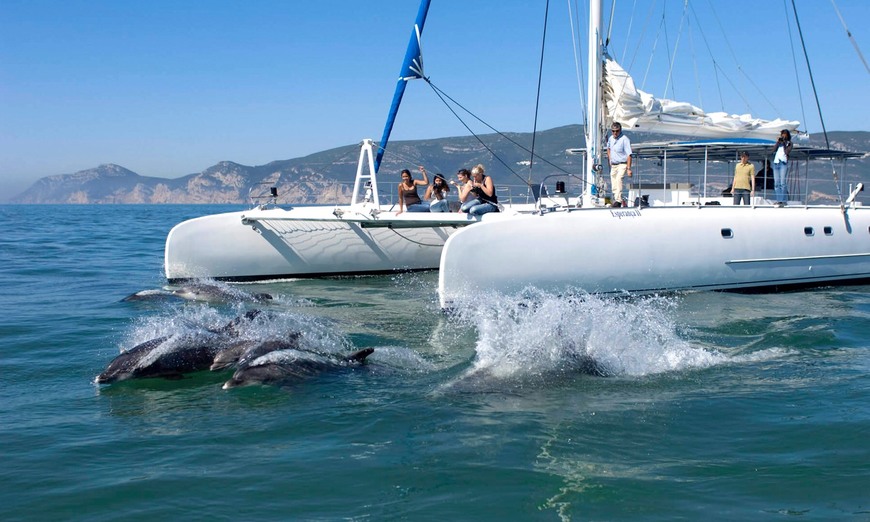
[{"xmin": 606, "ymin": 122, "xmax": 632, "ymax": 207}]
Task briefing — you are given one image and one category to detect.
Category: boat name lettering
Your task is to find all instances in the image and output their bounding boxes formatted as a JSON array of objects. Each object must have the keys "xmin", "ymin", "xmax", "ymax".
[{"xmin": 610, "ymin": 209, "xmax": 642, "ymax": 219}]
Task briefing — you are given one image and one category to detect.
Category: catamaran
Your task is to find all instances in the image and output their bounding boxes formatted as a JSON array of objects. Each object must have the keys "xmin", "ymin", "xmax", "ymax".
[
  {"xmin": 163, "ymin": 0, "xmax": 552, "ymax": 283},
  {"xmin": 437, "ymin": 0, "xmax": 869, "ymax": 308}
]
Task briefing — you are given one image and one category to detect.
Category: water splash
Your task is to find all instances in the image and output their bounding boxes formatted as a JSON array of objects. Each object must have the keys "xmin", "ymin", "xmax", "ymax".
[
  {"xmin": 121, "ymin": 306, "xmax": 350, "ymax": 356},
  {"xmin": 443, "ymin": 289, "xmax": 744, "ymax": 390}
]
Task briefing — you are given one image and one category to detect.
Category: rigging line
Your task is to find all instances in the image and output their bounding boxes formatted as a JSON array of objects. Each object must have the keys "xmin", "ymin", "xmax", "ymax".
[
  {"xmin": 705, "ymin": 63, "xmax": 754, "ymax": 113},
  {"xmin": 373, "ymin": 143, "xmax": 454, "ymax": 184},
  {"xmin": 663, "ymin": 0, "xmax": 689, "ymax": 101},
  {"xmin": 567, "ymin": 0, "xmax": 587, "ymax": 126},
  {"xmin": 386, "ymin": 227, "xmax": 446, "ymax": 248},
  {"xmin": 423, "ymin": 80, "xmax": 528, "ymax": 188},
  {"xmin": 373, "ymin": 144, "xmax": 435, "ymax": 174},
  {"xmin": 620, "ymin": 0, "xmax": 639, "ymax": 64},
  {"xmin": 373, "ymin": 134, "xmax": 450, "ymax": 175},
  {"xmin": 604, "ymin": 0, "xmax": 616, "ymax": 48},
  {"xmin": 686, "ymin": 2, "xmax": 724, "ymax": 110},
  {"xmin": 782, "ymin": 0, "xmax": 808, "ymax": 131},
  {"xmin": 687, "ymin": 17, "xmax": 703, "ymax": 111},
  {"xmin": 528, "ymin": 0, "xmax": 550, "ymax": 185},
  {"xmin": 425, "ymin": 80, "xmax": 583, "ymax": 179},
  {"xmin": 626, "ymin": 0, "xmax": 657, "ymax": 72},
  {"xmin": 661, "ymin": 5, "xmax": 673, "ymax": 98},
  {"xmin": 640, "ymin": 9, "xmax": 666, "ymax": 90},
  {"xmin": 789, "ymin": 0, "xmax": 844, "ymax": 210},
  {"xmin": 701, "ymin": 0, "xmax": 780, "ymax": 115},
  {"xmin": 830, "ymin": 0, "xmax": 870, "ymax": 75}
]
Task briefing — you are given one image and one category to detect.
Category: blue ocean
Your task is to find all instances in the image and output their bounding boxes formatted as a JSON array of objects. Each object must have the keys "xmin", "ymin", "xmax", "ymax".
[{"xmin": 1, "ymin": 204, "xmax": 868, "ymax": 521}]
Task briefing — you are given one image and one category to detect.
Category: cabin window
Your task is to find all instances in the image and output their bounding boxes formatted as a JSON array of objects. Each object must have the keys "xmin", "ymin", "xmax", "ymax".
[
  {"xmin": 721, "ymin": 228, "xmax": 733, "ymax": 239},
  {"xmin": 804, "ymin": 227, "xmax": 814, "ymax": 236},
  {"xmin": 824, "ymin": 226, "xmax": 833, "ymax": 236}
]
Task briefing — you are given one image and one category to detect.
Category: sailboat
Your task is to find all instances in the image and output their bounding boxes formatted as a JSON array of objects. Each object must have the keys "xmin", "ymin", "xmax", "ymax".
[
  {"xmin": 163, "ymin": 1, "xmax": 550, "ymax": 283},
  {"xmin": 437, "ymin": 0, "xmax": 869, "ymax": 308}
]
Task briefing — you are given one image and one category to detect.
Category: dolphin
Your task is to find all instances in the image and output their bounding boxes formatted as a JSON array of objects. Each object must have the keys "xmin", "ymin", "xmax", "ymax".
[
  {"xmin": 209, "ymin": 333, "xmax": 302, "ymax": 371},
  {"xmin": 222, "ymin": 347, "xmax": 374, "ymax": 389},
  {"xmin": 208, "ymin": 309, "xmax": 264, "ymax": 336},
  {"xmin": 170, "ymin": 282, "xmax": 272, "ymax": 303},
  {"xmin": 95, "ymin": 310, "xmax": 264, "ymax": 384},
  {"xmin": 120, "ymin": 289, "xmax": 179, "ymax": 302},
  {"xmin": 564, "ymin": 353, "xmax": 610, "ymax": 377},
  {"xmin": 96, "ymin": 335, "xmax": 220, "ymax": 384}
]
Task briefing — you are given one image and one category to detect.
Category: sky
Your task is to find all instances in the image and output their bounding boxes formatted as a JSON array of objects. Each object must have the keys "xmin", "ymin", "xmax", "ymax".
[{"xmin": 1, "ymin": 0, "xmax": 868, "ymax": 199}]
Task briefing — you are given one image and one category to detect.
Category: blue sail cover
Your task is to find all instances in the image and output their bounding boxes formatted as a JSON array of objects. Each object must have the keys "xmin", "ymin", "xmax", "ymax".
[{"xmin": 374, "ymin": 0, "xmax": 431, "ymax": 173}]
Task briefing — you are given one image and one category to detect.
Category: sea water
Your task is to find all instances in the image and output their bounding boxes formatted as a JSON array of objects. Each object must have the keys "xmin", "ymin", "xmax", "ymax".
[{"xmin": 0, "ymin": 204, "xmax": 868, "ymax": 521}]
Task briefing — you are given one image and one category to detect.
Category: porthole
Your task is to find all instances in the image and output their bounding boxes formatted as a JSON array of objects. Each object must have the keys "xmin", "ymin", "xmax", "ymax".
[
  {"xmin": 721, "ymin": 228, "xmax": 733, "ymax": 239},
  {"xmin": 824, "ymin": 226, "xmax": 833, "ymax": 236},
  {"xmin": 804, "ymin": 227, "xmax": 814, "ymax": 236}
]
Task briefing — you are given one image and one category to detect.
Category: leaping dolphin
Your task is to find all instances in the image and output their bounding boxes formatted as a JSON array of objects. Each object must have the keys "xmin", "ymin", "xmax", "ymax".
[
  {"xmin": 222, "ymin": 347, "xmax": 374, "ymax": 389},
  {"xmin": 209, "ymin": 333, "xmax": 302, "ymax": 371},
  {"xmin": 96, "ymin": 335, "xmax": 220, "ymax": 384},
  {"xmin": 96, "ymin": 310, "xmax": 264, "ymax": 384}
]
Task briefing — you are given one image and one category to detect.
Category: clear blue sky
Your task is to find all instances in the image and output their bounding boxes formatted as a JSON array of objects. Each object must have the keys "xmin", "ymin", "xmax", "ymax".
[{"xmin": 1, "ymin": 0, "xmax": 868, "ymax": 199}]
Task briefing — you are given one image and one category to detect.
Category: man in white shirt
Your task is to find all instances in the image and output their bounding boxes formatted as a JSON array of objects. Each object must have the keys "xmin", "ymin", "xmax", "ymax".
[{"xmin": 606, "ymin": 122, "xmax": 633, "ymax": 207}]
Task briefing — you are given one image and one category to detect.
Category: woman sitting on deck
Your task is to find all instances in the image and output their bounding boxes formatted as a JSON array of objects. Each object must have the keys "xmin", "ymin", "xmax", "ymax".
[
  {"xmin": 396, "ymin": 166, "xmax": 430, "ymax": 214},
  {"xmin": 425, "ymin": 173, "xmax": 451, "ymax": 212},
  {"xmin": 459, "ymin": 164, "xmax": 499, "ymax": 216}
]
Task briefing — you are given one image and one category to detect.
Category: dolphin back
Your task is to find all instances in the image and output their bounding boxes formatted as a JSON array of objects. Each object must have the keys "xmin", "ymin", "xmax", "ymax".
[{"xmin": 222, "ymin": 347, "xmax": 375, "ymax": 389}]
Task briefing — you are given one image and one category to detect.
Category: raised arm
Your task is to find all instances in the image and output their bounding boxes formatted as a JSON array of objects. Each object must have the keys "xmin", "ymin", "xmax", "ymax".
[{"xmin": 417, "ymin": 166, "xmax": 430, "ymax": 186}]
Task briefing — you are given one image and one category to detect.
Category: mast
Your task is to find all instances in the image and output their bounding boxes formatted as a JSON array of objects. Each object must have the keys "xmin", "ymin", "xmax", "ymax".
[
  {"xmin": 374, "ymin": 0, "xmax": 431, "ymax": 174},
  {"xmin": 583, "ymin": 0, "xmax": 603, "ymax": 207}
]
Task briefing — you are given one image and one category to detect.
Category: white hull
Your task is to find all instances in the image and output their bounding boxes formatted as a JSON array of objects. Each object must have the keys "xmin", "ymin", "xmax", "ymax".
[
  {"xmin": 438, "ymin": 205, "xmax": 870, "ymax": 308},
  {"xmin": 164, "ymin": 204, "xmax": 526, "ymax": 281}
]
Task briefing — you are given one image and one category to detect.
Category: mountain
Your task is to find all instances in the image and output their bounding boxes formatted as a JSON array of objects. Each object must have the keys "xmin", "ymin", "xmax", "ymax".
[{"xmin": 9, "ymin": 126, "xmax": 870, "ymax": 204}]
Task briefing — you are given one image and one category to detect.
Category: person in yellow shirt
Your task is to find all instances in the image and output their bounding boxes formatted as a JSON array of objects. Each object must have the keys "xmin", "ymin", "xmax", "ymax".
[{"xmin": 732, "ymin": 151, "xmax": 756, "ymax": 205}]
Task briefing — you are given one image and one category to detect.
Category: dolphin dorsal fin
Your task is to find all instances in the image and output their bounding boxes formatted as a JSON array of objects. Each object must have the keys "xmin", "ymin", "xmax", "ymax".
[{"xmin": 344, "ymin": 348, "xmax": 374, "ymax": 363}]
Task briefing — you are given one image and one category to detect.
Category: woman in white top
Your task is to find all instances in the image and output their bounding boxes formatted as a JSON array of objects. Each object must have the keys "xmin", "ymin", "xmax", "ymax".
[
  {"xmin": 771, "ymin": 129, "xmax": 793, "ymax": 206},
  {"xmin": 425, "ymin": 173, "xmax": 451, "ymax": 212}
]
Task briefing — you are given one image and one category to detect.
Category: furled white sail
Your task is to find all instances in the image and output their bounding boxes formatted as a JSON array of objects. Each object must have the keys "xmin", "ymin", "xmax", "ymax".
[{"xmin": 604, "ymin": 58, "xmax": 799, "ymax": 139}]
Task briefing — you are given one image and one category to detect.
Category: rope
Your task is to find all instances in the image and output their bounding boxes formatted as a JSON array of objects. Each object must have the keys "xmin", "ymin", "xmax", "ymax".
[
  {"xmin": 625, "ymin": 0, "xmax": 658, "ymax": 72},
  {"xmin": 782, "ymin": 0, "xmax": 808, "ymax": 131},
  {"xmin": 640, "ymin": 12, "xmax": 664, "ymax": 89},
  {"xmin": 662, "ymin": 1, "xmax": 688, "ymax": 100},
  {"xmin": 619, "ymin": 0, "xmax": 639, "ymax": 64},
  {"xmin": 566, "ymin": 0, "xmax": 587, "ymax": 125},
  {"xmin": 830, "ymin": 0, "xmax": 870, "ymax": 74},
  {"xmin": 528, "ymin": 0, "xmax": 550, "ymax": 185},
  {"xmin": 789, "ymin": 0, "xmax": 844, "ymax": 210},
  {"xmin": 373, "ymin": 143, "xmax": 451, "ymax": 180},
  {"xmin": 386, "ymin": 227, "xmax": 447, "ymax": 247},
  {"xmin": 424, "ymin": 80, "xmax": 593, "ymax": 189},
  {"xmin": 698, "ymin": 0, "xmax": 781, "ymax": 116},
  {"xmin": 424, "ymin": 79, "xmax": 524, "ymax": 185}
]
